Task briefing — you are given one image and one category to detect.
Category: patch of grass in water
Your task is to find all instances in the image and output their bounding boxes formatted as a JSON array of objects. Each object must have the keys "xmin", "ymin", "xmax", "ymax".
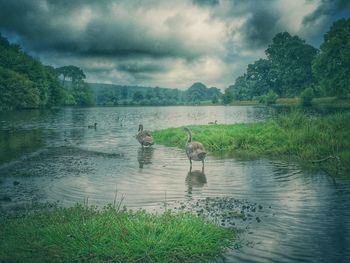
[
  {"xmin": 0, "ymin": 204, "xmax": 235, "ymax": 262},
  {"xmin": 153, "ymin": 111, "xmax": 350, "ymax": 176}
]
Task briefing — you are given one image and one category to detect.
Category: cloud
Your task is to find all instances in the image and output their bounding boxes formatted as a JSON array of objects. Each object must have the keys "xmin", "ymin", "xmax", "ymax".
[
  {"xmin": 301, "ymin": 0, "xmax": 350, "ymax": 45},
  {"xmin": 0, "ymin": 0, "xmax": 224, "ymax": 59},
  {"xmin": 192, "ymin": 0, "xmax": 219, "ymax": 7},
  {"xmin": 0, "ymin": 0, "xmax": 347, "ymax": 89}
]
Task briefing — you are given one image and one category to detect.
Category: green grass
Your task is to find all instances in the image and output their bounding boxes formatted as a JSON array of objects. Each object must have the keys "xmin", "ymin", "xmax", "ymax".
[
  {"xmin": 226, "ymin": 96, "xmax": 350, "ymax": 108},
  {"xmin": 153, "ymin": 111, "xmax": 350, "ymax": 175},
  {"xmin": 0, "ymin": 204, "xmax": 234, "ymax": 263}
]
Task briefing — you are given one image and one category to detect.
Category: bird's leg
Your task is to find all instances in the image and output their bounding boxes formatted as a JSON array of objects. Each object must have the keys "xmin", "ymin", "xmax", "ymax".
[
  {"xmin": 189, "ymin": 158, "xmax": 192, "ymax": 169},
  {"xmin": 202, "ymin": 160, "xmax": 204, "ymax": 170}
]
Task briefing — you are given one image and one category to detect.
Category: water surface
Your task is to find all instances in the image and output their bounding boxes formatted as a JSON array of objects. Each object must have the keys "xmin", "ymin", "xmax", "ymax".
[{"xmin": 0, "ymin": 106, "xmax": 349, "ymax": 263}]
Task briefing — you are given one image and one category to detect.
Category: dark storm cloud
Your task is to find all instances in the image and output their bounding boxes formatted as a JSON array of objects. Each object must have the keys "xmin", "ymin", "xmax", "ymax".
[
  {"xmin": 303, "ymin": 0, "xmax": 350, "ymax": 26},
  {"xmin": 0, "ymin": 0, "xmax": 203, "ymax": 59},
  {"xmin": 0, "ymin": 0, "xmax": 348, "ymax": 88},
  {"xmin": 240, "ymin": 9, "xmax": 281, "ymax": 48},
  {"xmin": 192, "ymin": 0, "xmax": 219, "ymax": 7},
  {"xmin": 117, "ymin": 62, "xmax": 169, "ymax": 74},
  {"xmin": 207, "ymin": 0, "xmax": 285, "ymax": 49},
  {"xmin": 301, "ymin": 0, "xmax": 350, "ymax": 45}
]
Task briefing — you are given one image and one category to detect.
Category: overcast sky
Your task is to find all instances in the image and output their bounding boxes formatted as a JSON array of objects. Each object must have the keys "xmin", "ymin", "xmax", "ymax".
[{"xmin": 0, "ymin": 0, "xmax": 349, "ymax": 89}]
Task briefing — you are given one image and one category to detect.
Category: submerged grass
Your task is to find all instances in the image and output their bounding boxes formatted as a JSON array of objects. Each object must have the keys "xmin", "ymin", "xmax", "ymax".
[
  {"xmin": 0, "ymin": 204, "xmax": 234, "ymax": 263},
  {"xmin": 153, "ymin": 111, "xmax": 350, "ymax": 175}
]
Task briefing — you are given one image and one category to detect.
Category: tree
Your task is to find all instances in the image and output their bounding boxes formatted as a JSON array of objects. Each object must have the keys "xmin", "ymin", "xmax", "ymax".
[
  {"xmin": 259, "ymin": 90, "xmax": 278, "ymax": 105},
  {"xmin": 0, "ymin": 67, "xmax": 40, "ymax": 110},
  {"xmin": 56, "ymin": 65, "xmax": 86, "ymax": 84},
  {"xmin": 211, "ymin": 95, "xmax": 219, "ymax": 104},
  {"xmin": 55, "ymin": 66, "xmax": 94, "ymax": 106},
  {"xmin": 222, "ymin": 89, "xmax": 233, "ymax": 105},
  {"xmin": 186, "ymin": 82, "xmax": 208, "ymax": 102},
  {"xmin": 0, "ymin": 34, "xmax": 65, "ymax": 109},
  {"xmin": 300, "ymin": 86, "xmax": 314, "ymax": 106},
  {"xmin": 45, "ymin": 66, "xmax": 65, "ymax": 106},
  {"xmin": 246, "ymin": 59, "xmax": 275, "ymax": 97},
  {"xmin": 265, "ymin": 32, "xmax": 318, "ymax": 97},
  {"xmin": 132, "ymin": 91, "xmax": 144, "ymax": 103},
  {"xmin": 227, "ymin": 75, "xmax": 251, "ymax": 100},
  {"xmin": 312, "ymin": 18, "xmax": 350, "ymax": 98},
  {"xmin": 72, "ymin": 80, "xmax": 94, "ymax": 106}
]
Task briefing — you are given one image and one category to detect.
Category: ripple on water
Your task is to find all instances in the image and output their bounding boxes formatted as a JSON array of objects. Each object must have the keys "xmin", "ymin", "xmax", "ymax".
[{"xmin": 1, "ymin": 107, "xmax": 350, "ymax": 263}]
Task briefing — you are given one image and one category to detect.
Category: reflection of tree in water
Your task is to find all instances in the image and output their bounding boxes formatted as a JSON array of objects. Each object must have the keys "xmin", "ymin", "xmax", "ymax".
[
  {"xmin": 186, "ymin": 168, "xmax": 207, "ymax": 195},
  {"xmin": 137, "ymin": 147, "xmax": 154, "ymax": 168}
]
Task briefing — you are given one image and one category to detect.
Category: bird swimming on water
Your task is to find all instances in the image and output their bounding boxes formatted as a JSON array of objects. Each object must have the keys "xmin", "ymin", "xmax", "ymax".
[
  {"xmin": 136, "ymin": 124, "xmax": 154, "ymax": 148},
  {"xmin": 88, "ymin": 123, "xmax": 97, "ymax": 129},
  {"xmin": 183, "ymin": 127, "xmax": 206, "ymax": 170},
  {"xmin": 208, "ymin": 120, "xmax": 218, "ymax": 124}
]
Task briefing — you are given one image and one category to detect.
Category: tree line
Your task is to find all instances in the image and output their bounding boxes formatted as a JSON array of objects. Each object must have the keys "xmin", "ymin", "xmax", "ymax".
[
  {"xmin": 0, "ymin": 31, "xmax": 221, "ymax": 110},
  {"xmin": 91, "ymin": 82, "xmax": 222, "ymax": 106},
  {"xmin": 1, "ymin": 17, "xmax": 348, "ymax": 110},
  {"xmin": 0, "ymin": 34, "xmax": 93, "ymax": 111},
  {"xmin": 222, "ymin": 18, "xmax": 350, "ymax": 105}
]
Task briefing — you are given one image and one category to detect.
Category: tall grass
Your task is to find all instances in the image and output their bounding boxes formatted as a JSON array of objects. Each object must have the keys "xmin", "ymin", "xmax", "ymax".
[
  {"xmin": 0, "ymin": 204, "xmax": 234, "ymax": 263},
  {"xmin": 153, "ymin": 111, "xmax": 350, "ymax": 174}
]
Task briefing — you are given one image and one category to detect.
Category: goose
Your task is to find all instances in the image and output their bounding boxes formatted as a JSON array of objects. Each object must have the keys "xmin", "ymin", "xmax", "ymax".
[
  {"xmin": 136, "ymin": 124, "xmax": 154, "ymax": 148},
  {"xmin": 208, "ymin": 120, "xmax": 217, "ymax": 124},
  {"xmin": 88, "ymin": 123, "xmax": 97, "ymax": 129},
  {"xmin": 183, "ymin": 127, "xmax": 206, "ymax": 169}
]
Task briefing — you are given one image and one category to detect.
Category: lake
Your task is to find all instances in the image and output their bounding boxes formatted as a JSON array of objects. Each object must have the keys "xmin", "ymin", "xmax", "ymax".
[{"xmin": 0, "ymin": 106, "xmax": 349, "ymax": 263}]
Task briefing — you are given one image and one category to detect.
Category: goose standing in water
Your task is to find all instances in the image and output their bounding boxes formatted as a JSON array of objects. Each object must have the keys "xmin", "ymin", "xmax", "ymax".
[
  {"xmin": 208, "ymin": 120, "xmax": 218, "ymax": 125},
  {"xmin": 183, "ymin": 127, "xmax": 206, "ymax": 170},
  {"xmin": 88, "ymin": 123, "xmax": 97, "ymax": 129},
  {"xmin": 136, "ymin": 124, "xmax": 154, "ymax": 148}
]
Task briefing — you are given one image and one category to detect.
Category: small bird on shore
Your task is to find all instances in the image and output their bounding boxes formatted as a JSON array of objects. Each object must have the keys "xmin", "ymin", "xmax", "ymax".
[
  {"xmin": 208, "ymin": 120, "xmax": 218, "ymax": 125},
  {"xmin": 183, "ymin": 127, "xmax": 206, "ymax": 170},
  {"xmin": 136, "ymin": 124, "xmax": 154, "ymax": 148},
  {"xmin": 88, "ymin": 123, "xmax": 97, "ymax": 129}
]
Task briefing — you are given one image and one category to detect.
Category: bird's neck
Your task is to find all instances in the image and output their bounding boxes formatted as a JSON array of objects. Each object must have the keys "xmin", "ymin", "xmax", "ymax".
[{"xmin": 186, "ymin": 130, "xmax": 192, "ymax": 143}]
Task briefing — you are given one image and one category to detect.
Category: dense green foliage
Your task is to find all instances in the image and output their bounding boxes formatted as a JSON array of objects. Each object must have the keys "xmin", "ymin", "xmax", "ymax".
[
  {"xmin": 259, "ymin": 90, "xmax": 278, "ymax": 105},
  {"xmin": 226, "ymin": 32, "xmax": 318, "ymax": 101},
  {"xmin": 154, "ymin": 111, "xmax": 350, "ymax": 175},
  {"xmin": 300, "ymin": 87, "xmax": 315, "ymax": 106},
  {"xmin": 91, "ymin": 82, "xmax": 222, "ymax": 106},
  {"xmin": 0, "ymin": 204, "xmax": 234, "ymax": 262},
  {"xmin": 312, "ymin": 18, "xmax": 350, "ymax": 98},
  {"xmin": 0, "ymin": 35, "xmax": 62, "ymax": 110},
  {"xmin": 55, "ymin": 66, "xmax": 94, "ymax": 106},
  {"xmin": 226, "ymin": 18, "xmax": 350, "ymax": 103},
  {"xmin": 0, "ymin": 34, "xmax": 94, "ymax": 110}
]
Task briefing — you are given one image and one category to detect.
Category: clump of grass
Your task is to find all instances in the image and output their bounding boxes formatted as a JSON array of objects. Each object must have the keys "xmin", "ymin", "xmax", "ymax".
[
  {"xmin": 153, "ymin": 111, "xmax": 350, "ymax": 175},
  {"xmin": 0, "ymin": 204, "xmax": 234, "ymax": 262}
]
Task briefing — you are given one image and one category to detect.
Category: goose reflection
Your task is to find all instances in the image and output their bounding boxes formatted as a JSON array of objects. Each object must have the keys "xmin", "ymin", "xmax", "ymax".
[
  {"xmin": 137, "ymin": 147, "xmax": 154, "ymax": 168},
  {"xmin": 186, "ymin": 167, "xmax": 207, "ymax": 195}
]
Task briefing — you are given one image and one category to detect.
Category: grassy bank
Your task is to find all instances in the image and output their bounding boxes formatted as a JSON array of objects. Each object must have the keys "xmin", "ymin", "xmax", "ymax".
[
  {"xmin": 153, "ymin": 111, "xmax": 350, "ymax": 175},
  {"xmin": 227, "ymin": 97, "xmax": 350, "ymax": 108},
  {"xmin": 0, "ymin": 204, "xmax": 234, "ymax": 263}
]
